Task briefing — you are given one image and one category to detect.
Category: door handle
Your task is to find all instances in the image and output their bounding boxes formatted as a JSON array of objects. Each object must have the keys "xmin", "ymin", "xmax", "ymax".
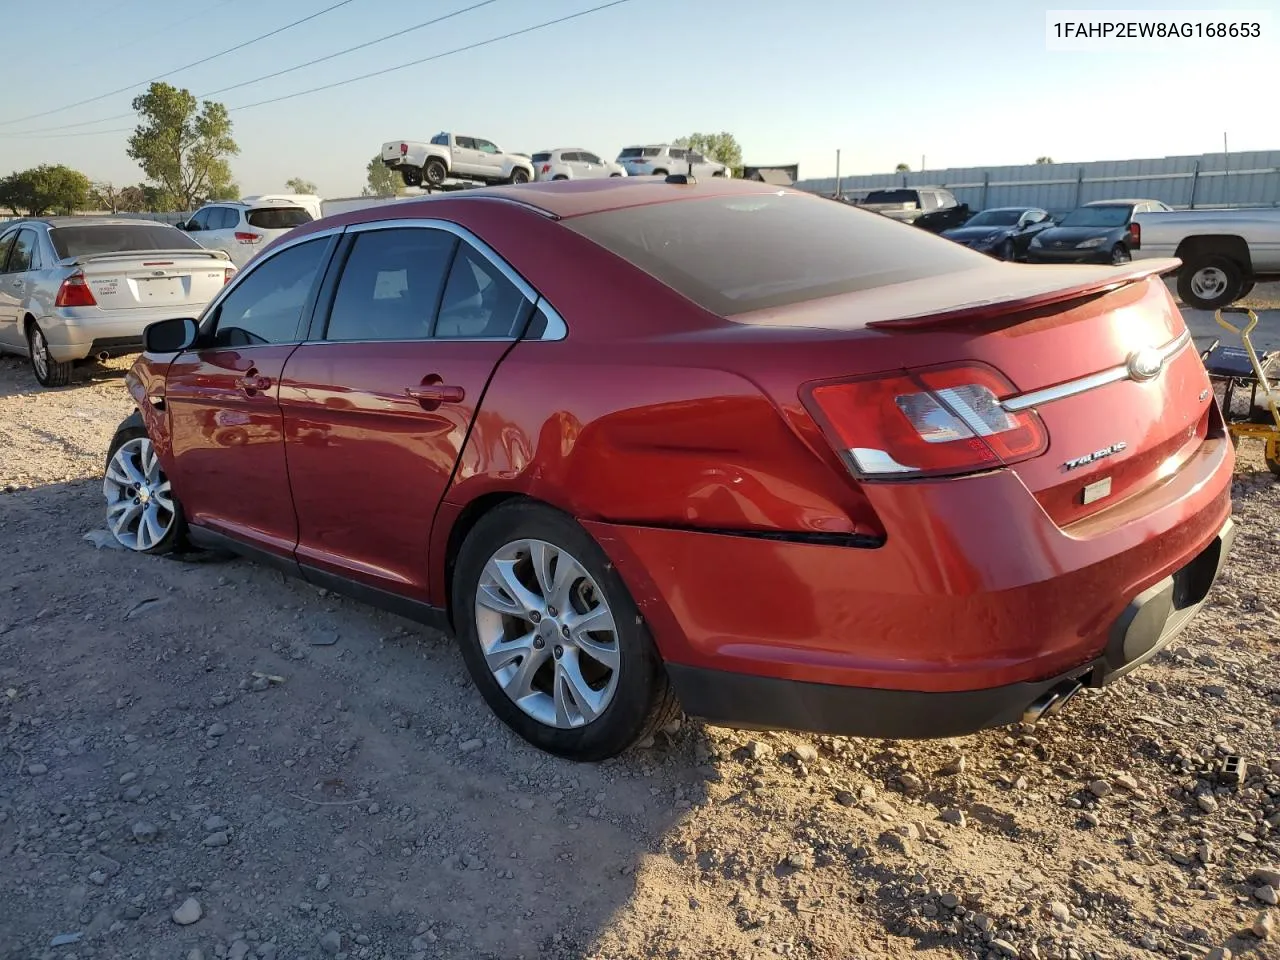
[
  {"xmin": 405, "ymin": 382, "xmax": 465, "ymax": 408},
  {"xmin": 236, "ymin": 371, "xmax": 271, "ymax": 394}
]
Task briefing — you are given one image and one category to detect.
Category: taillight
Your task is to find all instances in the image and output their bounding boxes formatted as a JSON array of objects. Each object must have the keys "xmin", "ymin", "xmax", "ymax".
[
  {"xmin": 803, "ymin": 363, "xmax": 1048, "ymax": 479},
  {"xmin": 1128, "ymin": 222, "xmax": 1141, "ymax": 248},
  {"xmin": 224, "ymin": 267, "xmax": 235, "ymax": 285},
  {"xmin": 54, "ymin": 271, "xmax": 97, "ymax": 308},
  {"xmin": 234, "ymin": 232, "xmax": 261, "ymax": 244},
  {"xmin": 541, "ymin": 163, "xmax": 551, "ymax": 174},
  {"xmin": 400, "ymin": 142, "xmax": 408, "ymax": 156}
]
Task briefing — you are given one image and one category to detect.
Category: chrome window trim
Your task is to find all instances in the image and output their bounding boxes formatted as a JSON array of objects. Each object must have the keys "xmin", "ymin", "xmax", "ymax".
[
  {"xmin": 442, "ymin": 194, "xmax": 560, "ymax": 220},
  {"xmin": 341, "ymin": 218, "xmax": 566, "ymax": 341},
  {"xmin": 1001, "ymin": 329, "xmax": 1191, "ymax": 413}
]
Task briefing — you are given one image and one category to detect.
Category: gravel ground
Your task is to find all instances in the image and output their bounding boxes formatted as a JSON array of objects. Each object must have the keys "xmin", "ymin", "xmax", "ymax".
[{"xmin": 1, "ymin": 346, "xmax": 1278, "ymax": 960}]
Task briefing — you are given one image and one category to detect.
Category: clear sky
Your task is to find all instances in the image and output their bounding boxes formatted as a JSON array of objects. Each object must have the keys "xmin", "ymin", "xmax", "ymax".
[{"xmin": 0, "ymin": 0, "xmax": 1274, "ymax": 198}]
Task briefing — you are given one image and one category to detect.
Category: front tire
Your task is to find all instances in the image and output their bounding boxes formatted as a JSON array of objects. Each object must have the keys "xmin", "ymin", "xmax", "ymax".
[
  {"xmin": 103, "ymin": 426, "xmax": 186, "ymax": 554},
  {"xmin": 1110, "ymin": 243, "xmax": 1131, "ymax": 265},
  {"xmin": 999, "ymin": 239, "xmax": 1016, "ymax": 261},
  {"xmin": 27, "ymin": 322, "xmax": 72, "ymax": 388},
  {"xmin": 452, "ymin": 500, "xmax": 678, "ymax": 761},
  {"xmin": 508, "ymin": 168, "xmax": 531, "ymax": 185},
  {"xmin": 1177, "ymin": 255, "xmax": 1244, "ymax": 310}
]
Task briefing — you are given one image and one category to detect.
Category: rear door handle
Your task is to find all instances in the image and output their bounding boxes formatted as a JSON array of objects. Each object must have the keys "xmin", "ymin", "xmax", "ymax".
[{"xmin": 405, "ymin": 383, "xmax": 465, "ymax": 406}]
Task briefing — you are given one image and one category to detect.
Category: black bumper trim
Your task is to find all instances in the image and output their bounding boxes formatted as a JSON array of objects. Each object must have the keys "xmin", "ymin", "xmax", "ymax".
[
  {"xmin": 88, "ymin": 336, "xmax": 145, "ymax": 357},
  {"xmin": 667, "ymin": 517, "xmax": 1236, "ymax": 740}
]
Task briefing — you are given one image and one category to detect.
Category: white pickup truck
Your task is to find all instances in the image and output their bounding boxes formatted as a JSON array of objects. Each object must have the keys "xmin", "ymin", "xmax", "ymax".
[
  {"xmin": 1131, "ymin": 206, "xmax": 1280, "ymax": 309},
  {"xmin": 381, "ymin": 133, "xmax": 534, "ymax": 188}
]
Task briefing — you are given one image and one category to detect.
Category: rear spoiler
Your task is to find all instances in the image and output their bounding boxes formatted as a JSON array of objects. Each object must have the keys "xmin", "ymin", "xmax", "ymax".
[
  {"xmin": 63, "ymin": 248, "xmax": 232, "ymax": 267},
  {"xmin": 865, "ymin": 258, "xmax": 1182, "ymax": 329}
]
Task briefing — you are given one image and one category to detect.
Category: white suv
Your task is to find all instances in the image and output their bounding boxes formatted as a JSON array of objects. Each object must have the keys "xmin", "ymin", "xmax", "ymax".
[
  {"xmin": 181, "ymin": 198, "xmax": 315, "ymax": 268},
  {"xmin": 616, "ymin": 144, "xmax": 732, "ymax": 179},
  {"xmin": 530, "ymin": 148, "xmax": 627, "ymax": 182}
]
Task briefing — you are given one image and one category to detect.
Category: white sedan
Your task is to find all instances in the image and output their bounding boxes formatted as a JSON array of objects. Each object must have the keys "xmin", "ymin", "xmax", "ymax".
[{"xmin": 530, "ymin": 148, "xmax": 627, "ymax": 182}]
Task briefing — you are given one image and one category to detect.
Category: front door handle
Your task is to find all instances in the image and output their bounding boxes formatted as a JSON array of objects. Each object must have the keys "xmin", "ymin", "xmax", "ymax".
[
  {"xmin": 236, "ymin": 371, "xmax": 271, "ymax": 394},
  {"xmin": 405, "ymin": 382, "xmax": 465, "ymax": 408}
]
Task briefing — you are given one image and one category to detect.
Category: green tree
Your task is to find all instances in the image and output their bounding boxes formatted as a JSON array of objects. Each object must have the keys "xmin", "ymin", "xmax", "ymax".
[
  {"xmin": 1035, "ymin": 156, "xmax": 1054, "ymax": 164},
  {"xmin": 363, "ymin": 155, "xmax": 401, "ymax": 197},
  {"xmin": 286, "ymin": 177, "xmax": 318, "ymax": 194},
  {"xmin": 0, "ymin": 164, "xmax": 92, "ymax": 216},
  {"xmin": 673, "ymin": 132, "xmax": 744, "ymax": 176},
  {"xmin": 117, "ymin": 185, "xmax": 147, "ymax": 213},
  {"xmin": 127, "ymin": 82, "xmax": 239, "ymax": 211},
  {"xmin": 894, "ymin": 162, "xmax": 910, "ymax": 173}
]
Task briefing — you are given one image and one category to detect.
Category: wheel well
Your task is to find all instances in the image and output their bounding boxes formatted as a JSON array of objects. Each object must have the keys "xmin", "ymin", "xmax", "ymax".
[
  {"xmin": 1174, "ymin": 235, "xmax": 1252, "ymax": 274},
  {"xmin": 23, "ymin": 313, "xmax": 36, "ymax": 333},
  {"xmin": 442, "ymin": 491, "xmax": 527, "ymax": 627}
]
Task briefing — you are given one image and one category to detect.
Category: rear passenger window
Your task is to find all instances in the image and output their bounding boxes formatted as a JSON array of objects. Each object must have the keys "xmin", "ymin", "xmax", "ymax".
[
  {"xmin": 7, "ymin": 230, "xmax": 37, "ymax": 272},
  {"xmin": 0, "ymin": 233, "xmax": 15, "ymax": 271},
  {"xmin": 325, "ymin": 228, "xmax": 457, "ymax": 342},
  {"xmin": 435, "ymin": 245, "xmax": 529, "ymax": 339}
]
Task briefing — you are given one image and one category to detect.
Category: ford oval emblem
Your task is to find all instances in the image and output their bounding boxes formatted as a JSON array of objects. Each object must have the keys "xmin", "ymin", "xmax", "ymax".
[{"xmin": 1126, "ymin": 347, "xmax": 1163, "ymax": 382}]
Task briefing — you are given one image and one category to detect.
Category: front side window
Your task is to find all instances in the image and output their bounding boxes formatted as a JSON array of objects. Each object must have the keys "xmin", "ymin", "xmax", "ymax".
[
  {"xmin": 580, "ymin": 152, "xmax": 602, "ymax": 164},
  {"xmin": 475, "ymin": 140, "xmax": 500, "ymax": 154},
  {"xmin": 0, "ymin": 232, "xmax": 15, "ymax": 270},
  {"xmin": 435, "ymin": 244, "xmax": 528, "ymax": 339},
  {"xmin": 211, "ymin": 238, "xmax": 329, "ymax": 347},
  {"xmin": 325, "ymin": 228, "xmax": 457, "ymax": 342},
  {"xmin": 455, "ymin": 137, "xmax": 477, "ymax": 150},
  {"xmin": 214, "ymin": 207, "xmax": 242, "ymax": 231}
]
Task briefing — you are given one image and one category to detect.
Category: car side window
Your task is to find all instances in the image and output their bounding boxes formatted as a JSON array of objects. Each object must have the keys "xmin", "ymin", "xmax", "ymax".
[
  {"xmin": 187, "ymin": 209, "xmax": 210, "ymax": 231},
  {"xmin": 0, "ymin": 232, "xmax": 14, "ymax": 271},
  {"xmin": 936, "ymin": 193, "xmax": 957, "ymax": 210},
  {"xmin": 324, "ymin": 228, "xmax": 457, "ymax": 342},
  {"xmin": 455, "ymin": 136, "xmax": 476, "ymax": 150},
  {"xmin": 211, "ymin": 207, "xmax": 236, "ymax": 230},
  {"xmin": 918, "ymin": 192, "xmax": 938, "ymax": 211},
  {"xmin": 431, "ymin": 133, "xmax": 450, "ymax": 146},
  {"xmin": 580, "ymin": 152, "xmax": 602, "ymax": 164},
  {"xmin": 210, "ymin": 238, "xmax": 329, "ymax": 348},
  {"xmin": 435, "ymin": 243, "xmax": 529, "ymax": 339},
  {"xmin": 7, "ymin": 229, "xmax": 37, "ymax": 272},
  {"xmin": 475, "ymin": 139, "xmax": 500, "ymax": 154}
]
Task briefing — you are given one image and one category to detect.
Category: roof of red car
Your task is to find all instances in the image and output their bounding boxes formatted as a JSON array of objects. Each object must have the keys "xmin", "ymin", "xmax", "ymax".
[{"xmin": 340, "ymin": 176, "xmax": 792, "ymax": 224}]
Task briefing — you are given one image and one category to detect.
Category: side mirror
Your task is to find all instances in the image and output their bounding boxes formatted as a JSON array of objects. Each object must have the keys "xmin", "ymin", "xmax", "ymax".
[{"xmin": 144, "ymin": 317, "xmax": 199, "ymax": 354}]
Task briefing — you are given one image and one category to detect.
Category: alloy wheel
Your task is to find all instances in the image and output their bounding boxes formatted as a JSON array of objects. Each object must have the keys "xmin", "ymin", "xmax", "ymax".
[
  {"xmin": 103, "ymin": 437, "xmax": 176, "ymax": 551},
  {"xmin": 1191, "ymin": 266, "xmax": 1228, "ymax": 302},
  {"xmin": 473, "ymin": 538, "xmax": 620, "ymax": 729},
  {"xmin": 29, "ymin": 327, "xmax": 49, "ymax": 380}
]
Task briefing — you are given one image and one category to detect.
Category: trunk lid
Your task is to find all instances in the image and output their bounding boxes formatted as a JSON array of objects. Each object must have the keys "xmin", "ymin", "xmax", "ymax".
[
  {"xmin": 74, "ymin": 252, "xmax": 231, "ymax": 311},
  {"xmin": 747, "ymin": 259, "xmax": 1212, "ymax": 527}
]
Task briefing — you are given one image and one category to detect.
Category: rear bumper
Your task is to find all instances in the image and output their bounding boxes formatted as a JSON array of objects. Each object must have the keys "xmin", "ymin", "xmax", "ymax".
[
  {"xmin": 584, "ymin": 430, "xmax": 1234, "ymax": 737},
  {"xmin": 1026, "ymin": 246, "xmax": 1119, "ymax": 264},
  {"xmin": 661, "ymin": 517, "xmax": 1234, "ymax": 737},
  {"xmin": 39, "ymin": 312, "xmax": 182, "ymax": 362}
]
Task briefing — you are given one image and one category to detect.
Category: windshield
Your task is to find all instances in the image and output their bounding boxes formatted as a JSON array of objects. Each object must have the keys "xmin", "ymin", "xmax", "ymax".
[
  {"xmin": 863, "ymin": 189, "xmax": 919, "ymax": 206},
  {"xmin": 567, "ymin": 192, "xmax": 981, "ymax": 316},
  {"xmin": 247, "ymin": 207, "xmax": 313, "ymax": 230},
  {"xmin": 49, "ymin": 223, "xmax": 200, "ymax": 259},
  {"xmin": 964, "ymin": 209, "xmax": 1022, "ymax": 227},
  {"xmin": 1059, "ymin": 205, "xmax": 1133, "ymax": 228}
]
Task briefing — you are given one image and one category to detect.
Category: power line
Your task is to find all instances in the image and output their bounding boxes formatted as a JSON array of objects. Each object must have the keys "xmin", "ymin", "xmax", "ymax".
[
  {"xmin": 0, "ymin": 0, "xmax": 360, "ymax": 127},
  {"xmin": 230, "ymin": 0, "xmax": 633, "ymax": 113},
  {"xmin": 1, "ymin": 1, "xmax": 633, "ymax": 138},
  {"xmin": 0, "ymin": 0, "xmax": 499, "ymax": 138}
]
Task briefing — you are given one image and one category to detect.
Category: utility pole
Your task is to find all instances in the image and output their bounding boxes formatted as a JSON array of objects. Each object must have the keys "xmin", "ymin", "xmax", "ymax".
[{"xmin": 835, "ymin": 149, "xmax": 841, "ymax": 199}]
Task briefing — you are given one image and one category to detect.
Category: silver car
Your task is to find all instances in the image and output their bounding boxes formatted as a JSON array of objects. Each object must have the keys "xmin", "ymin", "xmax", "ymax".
[{"xmin": 0, "ymin": 218, "xmax": 234, "ymax": 387}]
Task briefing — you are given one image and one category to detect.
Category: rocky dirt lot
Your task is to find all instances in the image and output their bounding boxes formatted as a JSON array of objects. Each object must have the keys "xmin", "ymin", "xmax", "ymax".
[{"xmin": 1, "ymin": 351, "xmax": 1279, "ymax": 960}]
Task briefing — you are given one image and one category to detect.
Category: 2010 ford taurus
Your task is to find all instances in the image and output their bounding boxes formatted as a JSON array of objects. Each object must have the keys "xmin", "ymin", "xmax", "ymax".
[{"xmin": 105, "ymin": 177, "xmax": 1235, "ymax": 761}]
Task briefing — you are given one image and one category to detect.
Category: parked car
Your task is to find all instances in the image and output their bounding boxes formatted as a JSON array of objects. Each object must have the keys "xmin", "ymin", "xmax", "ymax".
[
  {"xmin": 857, "ymin": 187, "xmax": 972, "ymax": 233},
  {"xmin": 381, "ymin": 133, "xmax": 534, "ymax": 188},
  {"xmin": 0, "ymin": 217, "xmax": 233, "ymax": 387},
  {"xmin": 615, "ymin": 145, "xmax": 731, "ymax": 179},
  {"xmin": 108, "ymin": 178, "xmax": 1234, "ymax": 761},
  {"xmin": 180, "ymin": 198, "xmax": 315, "ymax": 269},
  {"xmin": 531, "ymin": 148, "xmax": 627, "ymax": 182},
  {"xmin": 940, "ymin": 206, "xmax": 1054, "ymax": 260},
  {"xmin": 1130, "ymin": 206, "xmax": 1280, "ymax": 309},
  {"xmin": 1027, "ymin": 199, "xmax": 1171, "ymax": 265}
]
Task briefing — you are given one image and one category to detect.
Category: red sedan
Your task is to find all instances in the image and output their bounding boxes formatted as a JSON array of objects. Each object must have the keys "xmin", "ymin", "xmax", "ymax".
[{"xmin": 105, "ymin": 177, "xmax": 1235, "ymax": 761}]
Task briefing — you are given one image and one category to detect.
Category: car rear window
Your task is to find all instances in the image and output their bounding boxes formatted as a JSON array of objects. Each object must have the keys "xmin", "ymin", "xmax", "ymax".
[
  {"xmin": 531, "ymin": 152, "xmax": 552, "ymax": 163},
  {"xmin": 48, "ymin": 223, "xmax": 201, "ymax": 259},
  {"xmin": 565, "ymin": 192, "xmax": 982, "ymax": 316},
  {"xmin": 864, "ymin": 190, "xmax": 920, "ymax": 205},
  {"xmin": 246, "ymin": 207, "xmax": 313, "ymax": 230}
]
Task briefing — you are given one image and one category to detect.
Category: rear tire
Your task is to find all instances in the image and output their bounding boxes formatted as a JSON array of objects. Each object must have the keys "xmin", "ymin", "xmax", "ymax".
[
  {"xmin": 609, "ymin": 173, "xmax": 622, "ymax": 178},
  {"xmin": 27, "ymin": 322, "xmax": 72, "ymax": 388},
  {"xmin": 401, "ymin": 167, "xmax": 423, "ymax": 188},
  {"xmin": 423, "ymin": 158, "xmax": 448, "ymax": 187},
  {"xmin": 1178, "ymin": 255, "xmax": 1244, "ymax": 310},
  {"xmin": 1110, "ymin": 243, "xmax": 1131, "ymax": 265},
  {"xmin": 999, "ymin": 239, "xmax": 1016, "ymax": 261},
  {"xmin": 451, "ymin": 499, "xmax": 679, "ymax": 761},
  {"xmin": 508, "ymin": 168, "xmax": 531, "ymax": 185}
]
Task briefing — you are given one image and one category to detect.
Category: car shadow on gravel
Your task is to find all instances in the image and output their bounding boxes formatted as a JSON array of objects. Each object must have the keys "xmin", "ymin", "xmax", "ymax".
[
  {"xmin": 0, "ymin": 478, "xmax": 713, "ymax": 960},
  {"xmin": 0, "ymin": 356, "xmax": 130, "ymax": 399}
]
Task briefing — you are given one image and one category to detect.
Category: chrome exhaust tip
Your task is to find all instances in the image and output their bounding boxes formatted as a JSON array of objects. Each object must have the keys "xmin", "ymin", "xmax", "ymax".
[
  {"xmin": 96, "ymin": 351, "xmax": 110, "ymax": 362},
  {"xmin": 1021, "ymin": 678, "xmax": 1085, "ymax": 726}
]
